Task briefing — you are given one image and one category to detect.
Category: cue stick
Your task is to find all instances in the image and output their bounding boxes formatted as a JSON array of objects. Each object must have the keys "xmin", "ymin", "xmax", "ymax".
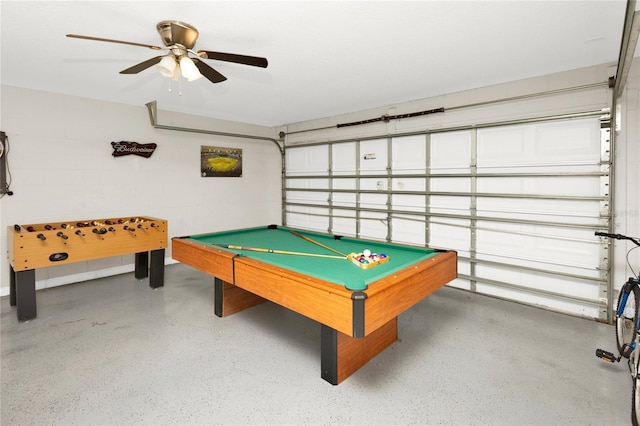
[
  {"xmin": 289, "ymin": 230, "xmax": 349, "ymax": 258},
  {"xmin": 212, "ymin": 244, "xmax": 347, "ymax": 259}
]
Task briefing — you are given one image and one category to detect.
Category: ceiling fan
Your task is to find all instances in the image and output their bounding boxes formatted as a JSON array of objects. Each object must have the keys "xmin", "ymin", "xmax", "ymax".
[{"xmin": 67, "ymin": 20, "xmax": 268, "ymax": 84}]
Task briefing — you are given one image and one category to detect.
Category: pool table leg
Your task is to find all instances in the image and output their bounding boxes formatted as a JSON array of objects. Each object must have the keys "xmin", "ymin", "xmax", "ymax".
[
  {"xmin": 320, "ymin": 317, "xmax": 398, "ymax": 385},
  {"xmin": 214, "ymin": 277, "xmax": 266, "ymax": 317}
]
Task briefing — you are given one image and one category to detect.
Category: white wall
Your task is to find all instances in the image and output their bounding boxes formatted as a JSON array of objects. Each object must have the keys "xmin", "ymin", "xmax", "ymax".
[
  {"xmin": 0, "ymin": 86, "xmax": 282, "ymax": 295},
  {"xmin": 282, "ymin": 64, "xmax": 614, "ymax": 145}
]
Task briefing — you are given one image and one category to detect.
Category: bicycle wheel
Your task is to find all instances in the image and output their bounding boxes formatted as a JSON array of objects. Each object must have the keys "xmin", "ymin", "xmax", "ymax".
[{"xmin": 616, "ymin": 284, "xmax": 640, "ymax": 358}]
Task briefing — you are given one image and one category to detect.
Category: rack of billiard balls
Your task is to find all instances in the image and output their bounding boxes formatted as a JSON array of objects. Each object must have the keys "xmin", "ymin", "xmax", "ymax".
[{"xmin": 347, "ymin": 249, "xmax": 389, "ymax": 269}]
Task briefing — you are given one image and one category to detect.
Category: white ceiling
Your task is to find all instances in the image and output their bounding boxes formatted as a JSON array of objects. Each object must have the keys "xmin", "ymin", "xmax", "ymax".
[{"xmin": 0, "ymin": 1, "xmax": 634, "ymax": 127}]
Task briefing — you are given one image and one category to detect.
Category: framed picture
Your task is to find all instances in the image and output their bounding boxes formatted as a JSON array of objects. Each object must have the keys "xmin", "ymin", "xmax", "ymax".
[{"xmin": 201, "ymin": 146, "xmax": 242, "ymax": 177}]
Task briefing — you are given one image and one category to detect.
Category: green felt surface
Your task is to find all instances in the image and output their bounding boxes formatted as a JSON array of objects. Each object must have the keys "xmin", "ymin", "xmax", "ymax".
[{"xmin": 187, "ymin": 226, "xmax": 440, "ymax": 291}]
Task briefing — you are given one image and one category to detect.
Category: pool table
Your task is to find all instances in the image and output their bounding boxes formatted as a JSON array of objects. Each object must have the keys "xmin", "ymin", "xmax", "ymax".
[{"xmin": 172, "ymin": 225, "xmax": 457, "ymax": 384}]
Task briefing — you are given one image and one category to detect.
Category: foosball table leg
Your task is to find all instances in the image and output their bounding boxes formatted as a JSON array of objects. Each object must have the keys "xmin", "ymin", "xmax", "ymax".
[
  {"xmin": 149, "ymin": 249, "xmax": 165, "ymax": 289},
  {"xmin": 11, "ymin": 267, "xmax": 37, "ymax": 321},
  {"xmin": 9, "ymin": 264, "xmax": 17, "ymax": 307},
  {"xmin": 134, "ymin": 251, "xmax": 149, "ymax": 279}
]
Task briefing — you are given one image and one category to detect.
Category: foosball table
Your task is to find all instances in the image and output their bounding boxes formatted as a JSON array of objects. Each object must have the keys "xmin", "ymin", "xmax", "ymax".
[{"xmin": 7, "ymin": 216, "xmax": 168, "ymax": 321}]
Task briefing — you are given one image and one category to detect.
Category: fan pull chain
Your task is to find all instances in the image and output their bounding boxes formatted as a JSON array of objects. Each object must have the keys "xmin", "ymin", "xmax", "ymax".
[{"xmin": 165, "ymin": 77, "xmax": 184, "ymax": 96}]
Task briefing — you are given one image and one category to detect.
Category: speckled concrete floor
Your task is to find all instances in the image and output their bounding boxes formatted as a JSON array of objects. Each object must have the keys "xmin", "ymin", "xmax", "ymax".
[{"xmin": 0, "ymin": 263, "xmax": 629, "ymax": 425}]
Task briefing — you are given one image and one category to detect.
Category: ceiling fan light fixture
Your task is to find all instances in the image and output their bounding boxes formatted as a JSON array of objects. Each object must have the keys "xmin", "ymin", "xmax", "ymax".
[
  {"xmin": 67, "ymin": 20, "xmax": 267, "ymax": 85},
  {"xmin": 180, "ymin": 56, "xmax": 203, "ymax": 81},
  {"xmin": 156, "ymin": 55, "xmax": 177, "ymax": 77}
]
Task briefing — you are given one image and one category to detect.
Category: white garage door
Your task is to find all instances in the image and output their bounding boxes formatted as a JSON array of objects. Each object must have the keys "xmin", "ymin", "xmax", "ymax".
[{"xmin": 284, "ymin": 114, "xmax": 610, "ymax": 320}]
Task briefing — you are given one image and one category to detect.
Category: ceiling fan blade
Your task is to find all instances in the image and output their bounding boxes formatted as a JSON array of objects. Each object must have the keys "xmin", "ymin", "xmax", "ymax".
[
  {"xmin": 120, "ymin": 56, "xmax": 164, "ymax": 74},
  {"xmin": 197, "ymin": 51, "xmax": 268, "ymax": 68},
  {"xmin": 66, "ymin": 34, "xmax": 164, "ymax": 50},
  {"xmin": 192, "ymin": 59, "xmax": 227, "ymax": 83}
]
